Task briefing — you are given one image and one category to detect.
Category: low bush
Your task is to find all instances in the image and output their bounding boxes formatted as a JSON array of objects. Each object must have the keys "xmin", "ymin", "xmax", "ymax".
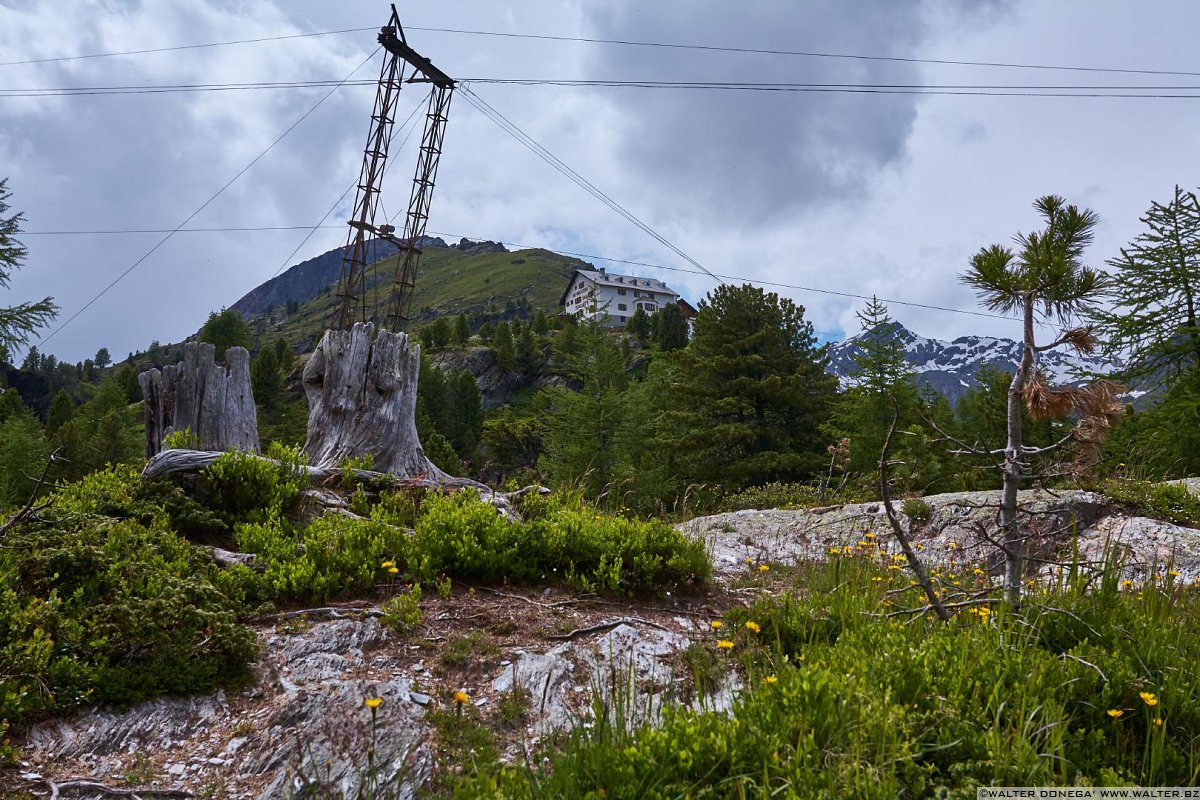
[
  {"xmin": 452, "ymin": 555, "xmax": 1200, "ymax": 796},
  {"xmin": 200, "ymin": 445, "xmax": 309, "ymax": 524},
  {"xmin": 407, "ymin": 491, "xmax": 710, "ymax": 594},
  {"xmin": 0, "ymin": 469, "xmax": 257, "ymax": 732},
  {"xmin": 1099, "ymin": 478, "xmax": 1200, "ymax": 528},
  {"xmin": 716, "ymin": 481, "xmax": 867, "ymax": 513}
]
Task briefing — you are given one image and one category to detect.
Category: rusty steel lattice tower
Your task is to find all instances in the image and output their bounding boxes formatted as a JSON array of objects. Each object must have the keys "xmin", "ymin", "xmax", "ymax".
[{"xmin": 333, "ymin": 4, "xmax": 455, "ymax": 332}]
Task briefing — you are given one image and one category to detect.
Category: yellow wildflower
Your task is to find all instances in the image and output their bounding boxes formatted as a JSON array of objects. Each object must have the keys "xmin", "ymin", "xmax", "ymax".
[
  {"xmin": 872, "ymin": 576, "xmax": 883, "ymax": 583},
  {"xmin": 759, "ymin": 564, "xmax": 770, "ymax": 573},
  {"xmin": 1140, "ymin": 692, "xmax": 1158, "ymax": 707},
  {"xmin": 364, "ymin": 697, "xmax": 383, "ymax": 709},
  {"xmin": 716, "ymin": 640, "xmax": 735, "ymax": 650},
  {"xmin": 745, "ymin": 621, "xmax": 761, "ymax": 634},
  {"xmin": 888, "ymin": 564, "xmax": 901, "ymax": 571},
  {"xmin": 863, "ymin": 531, "xmax": 876, "ymax": 540},
  {"xmin": 452, "ymin": 690, "xmax": 470, "ymax": 705},
  {"xmin": 1121, "ymin": 579, "xmax": 1134, "ymax": 590},
  {"xmin": 1168, "ymin": 569, "xmax": 1181, "ymax": 578},
  {"xmin": 381, "ymin": 560, "xmax": 395, "ymax": 569},
  {"xmin": 1107, "ymin": 709, "xmax": 1124, "ymax": 718},
  {"xmin": 1153, "ymin": 717, "xmax": 1164, "ymax": 728},
  {"xmin": 388, "ymin": 566, "xmax": 399, "ymax": 574},
  {"xmin": 763, "ymin": 675, "xmax": 778, "ymax": 684},
  {"xmin": 710, "ymin": 620, "xmax": 723, "ymax": 629}
]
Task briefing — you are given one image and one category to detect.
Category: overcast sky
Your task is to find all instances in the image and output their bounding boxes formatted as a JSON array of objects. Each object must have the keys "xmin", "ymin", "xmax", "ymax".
[{"xmin": 2, "ymin": 0, "xmax": 1198, "ymax": 363}]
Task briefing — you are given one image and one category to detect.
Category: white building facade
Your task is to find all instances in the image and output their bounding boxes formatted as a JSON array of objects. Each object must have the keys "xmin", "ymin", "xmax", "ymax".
[{"xmin": 559, "ymin": 268, "xmax": 682, "ymax": 327}]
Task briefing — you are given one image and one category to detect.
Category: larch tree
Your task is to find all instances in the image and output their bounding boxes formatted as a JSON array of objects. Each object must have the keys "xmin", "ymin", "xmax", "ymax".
[
  {"xmin": 537, "ymin": 319, "xmax": 628, "ymax": 496},
  {"xmin": 0, "ymin": 179, "xmax": 57, "ymax": 357},
  {"xmin": 1092, "ymin": 185, "xmax": 1200, "ymax": 386},
  {"xmin": 961, "ymin": 195, "xmax": 1118, "ymax": 609},
  {"xmin": 831, "ymin": 296, "xmax": 921, "ymax": 483}
]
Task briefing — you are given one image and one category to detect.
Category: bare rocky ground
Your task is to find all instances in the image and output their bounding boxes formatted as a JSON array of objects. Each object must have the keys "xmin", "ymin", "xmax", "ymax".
[{"xmin": 10, "ymin": 481, "xmax": 1200, "ymax": 799}]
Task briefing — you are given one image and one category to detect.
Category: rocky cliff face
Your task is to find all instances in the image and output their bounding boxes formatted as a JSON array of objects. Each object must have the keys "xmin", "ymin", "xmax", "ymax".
[{"xmin": 825, "ymin": 322, "xmax": 1117, "ymax": 405}]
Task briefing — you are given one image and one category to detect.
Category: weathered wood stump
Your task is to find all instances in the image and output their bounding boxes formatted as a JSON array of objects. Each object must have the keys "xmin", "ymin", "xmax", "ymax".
[
  {"xmin": 138, "ymin": 342, "xmax": 259, "ymax": 458},
  {"xmin": 302, "ymin": 322, "xmax": 447, "ymax": 479}
]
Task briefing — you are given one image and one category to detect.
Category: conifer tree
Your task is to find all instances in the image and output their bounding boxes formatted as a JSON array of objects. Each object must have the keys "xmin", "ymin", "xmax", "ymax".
[
  {"xmin": 198, "ymin": 309, "xmax": 252, "ymax": 361},
  {"xmin": 1092, "ymin": 185, "xmax": 1200, "ymax": 386},
  {"xmin": 538, "ymin": 320, "xmax": 628, "ymax": 496},
  {"xmin": 516, "ymin": 327, "xmax": 539, "ymax": 378},
  {"xmin": 651, "ymin": 303, "xmax": 689, "ymax": 351},
  {"xmin": 961, "ymin": 195, "xmax": 1113, "ymax": 609},
  {"xmin": 493, "ymin": 322, "xmax": 515, "ymax": 372},
  {"xmin": 830, "ymin": 297, "xmax": 920, "ymax": 481},
  {"xmin": 0, "ymin": 179, "xmax": 57, "ymax": 357},
  {"xmin": 626, "ymin": 307, "xmax": 652, "ymax": 342},
  {"xmin": 45, "ymin": 389, "xmax": 75, "ymax": 436},
  {"xmin": 662, "ymin": 284, "xmax": 836, "ymax": 488},
  {"xmin": 453, "ymin": 313, "xmax": 471, "ymax": 345}
]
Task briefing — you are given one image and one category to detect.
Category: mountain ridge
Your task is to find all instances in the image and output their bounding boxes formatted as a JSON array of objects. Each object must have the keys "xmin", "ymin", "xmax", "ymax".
[{"xmin": 825, "ymin": 321, "xmax": 1117, "ymax": 404}]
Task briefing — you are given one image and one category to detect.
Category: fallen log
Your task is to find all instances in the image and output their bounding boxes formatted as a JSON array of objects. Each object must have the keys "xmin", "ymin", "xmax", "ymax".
[{"xmin": 140, "ymin": 448, "xmax": 544, "ymax": 519}]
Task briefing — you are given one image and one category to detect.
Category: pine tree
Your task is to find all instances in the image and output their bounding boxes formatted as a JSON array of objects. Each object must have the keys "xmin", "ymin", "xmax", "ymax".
[
  {"xmin": 453, "ymin": 314, "xmax": 471, "ymax": 345},
  {"xmin": 961, "ymin": 194, "xmax": 1111, "ymax": 608},
  {"xmin": 662, "ymin": 284, "xmax": 836, "ymax": 489},
  {"xmin": 531, "ymin": 309, "xmax": 550, "ymax": 335},
  {"xmin": 493, "ymin": 322, "xmax": 515, "ymax": 372},
  {"xmin": 93, "ymin": 347, "xmax": 111, "ymax": 369},
  {"xmin": 449, "ymin": 371, "xmax": 484, "ymax": 456},
  {"xmin": 251, "ymin": 345, "xmax": 284, "ymax": 409},
  {"xmin": 1093, "ymin": 186, "xmax": 1200, "ymax": 386},
  {"xmin": 626, "ymin": 307, "xmax": 651, "ymax": 342},
  {"xmin": 651, "ymin": 303, "xmax": 689, "ymax": 351},
  {"xmin": 45, "ymin": 389, "xmax": 75, "ymax": 435},
  {"xmin": 0, "ymin": 408, "xmax": 51, "ymax": 507},
  {"xmin": 516, "ymin": 327, "xmax": 539, "ymax": 378},
  {"xmin": 199, "ymin": 309, "xmax": 252, "ymax": 361},
  {"xmin": 427, "ymin": 317, "xmax": 452, "ymax": 349}
]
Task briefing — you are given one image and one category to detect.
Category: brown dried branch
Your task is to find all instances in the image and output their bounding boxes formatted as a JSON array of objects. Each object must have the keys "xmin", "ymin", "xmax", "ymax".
[
  {"xmin": 1036, "ymin": 325, "xmax": 1098, "ymax": 355},
  {"xmin": 0, "ymin": 448, "xmax": 61, "ymax": 538},
  {"xmin": 880, "ymin": 397, "xmax": 950, "ymax": 623}
]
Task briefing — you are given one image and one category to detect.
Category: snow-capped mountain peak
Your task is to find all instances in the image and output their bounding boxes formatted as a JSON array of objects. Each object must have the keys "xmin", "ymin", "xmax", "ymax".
[{"xmin": 825, "ymin": 323, "xmax": 1116, "ymax": 404}]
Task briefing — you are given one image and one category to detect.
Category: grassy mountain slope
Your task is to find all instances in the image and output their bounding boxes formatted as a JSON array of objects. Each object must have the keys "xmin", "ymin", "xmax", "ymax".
[{"xmin": 262, "ymin": 246, "xmax": 584, "ymax": 350}]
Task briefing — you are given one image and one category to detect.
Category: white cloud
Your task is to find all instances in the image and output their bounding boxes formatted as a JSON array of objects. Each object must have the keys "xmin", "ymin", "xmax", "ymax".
[{"xmin": 1, "ymin": 0, "xmax": 1197, "ymax": 361}]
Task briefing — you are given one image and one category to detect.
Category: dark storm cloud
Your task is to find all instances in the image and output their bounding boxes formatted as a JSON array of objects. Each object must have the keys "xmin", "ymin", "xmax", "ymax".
[{"xmin": 579, "ymin": 2, "xmax": 995, "ymax": 223}]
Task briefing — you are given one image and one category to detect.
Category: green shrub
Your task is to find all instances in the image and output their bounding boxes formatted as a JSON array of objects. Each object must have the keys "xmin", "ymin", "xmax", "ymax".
[
  {"xmin": 381, "ymin": 583, "xmax": 422, "ymax": 635},
  {"xmin": 410, "ymin": 491, "xmax": 710, "ymax": 594},
  {"xmin": 0, "ymin": 473, "xmax": 257, "ymax": 730},
  {"xmin": 161, "ymin": 427, "xmax": 200, "ymax": 450},
  {"xmin": 902, "ymin": 496, "xmax": 932, "ymax": 523},
  {"xmin": 200, "ymin": 447, "xmax": 308, "ymax": 524},
  {"xmin": 1100, "ymin": 479, "xmax": 1200, "ymax": 528},
  {"xmin": 236, "ymin": 514, "xmax": 408, "ymax": 605},
  {"xmin": 717, "ymin": 481, "xmax": 867, "ymax": 512}
]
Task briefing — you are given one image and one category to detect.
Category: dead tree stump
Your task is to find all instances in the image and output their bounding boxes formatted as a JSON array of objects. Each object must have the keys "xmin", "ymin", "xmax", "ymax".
[
  {"xmin": 302, "ymin": 322, "xmax": 448, "ymax": 479},
  {"xmin": 138, "ymin": 342, "xmax": 259, "ymax": 458}
]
